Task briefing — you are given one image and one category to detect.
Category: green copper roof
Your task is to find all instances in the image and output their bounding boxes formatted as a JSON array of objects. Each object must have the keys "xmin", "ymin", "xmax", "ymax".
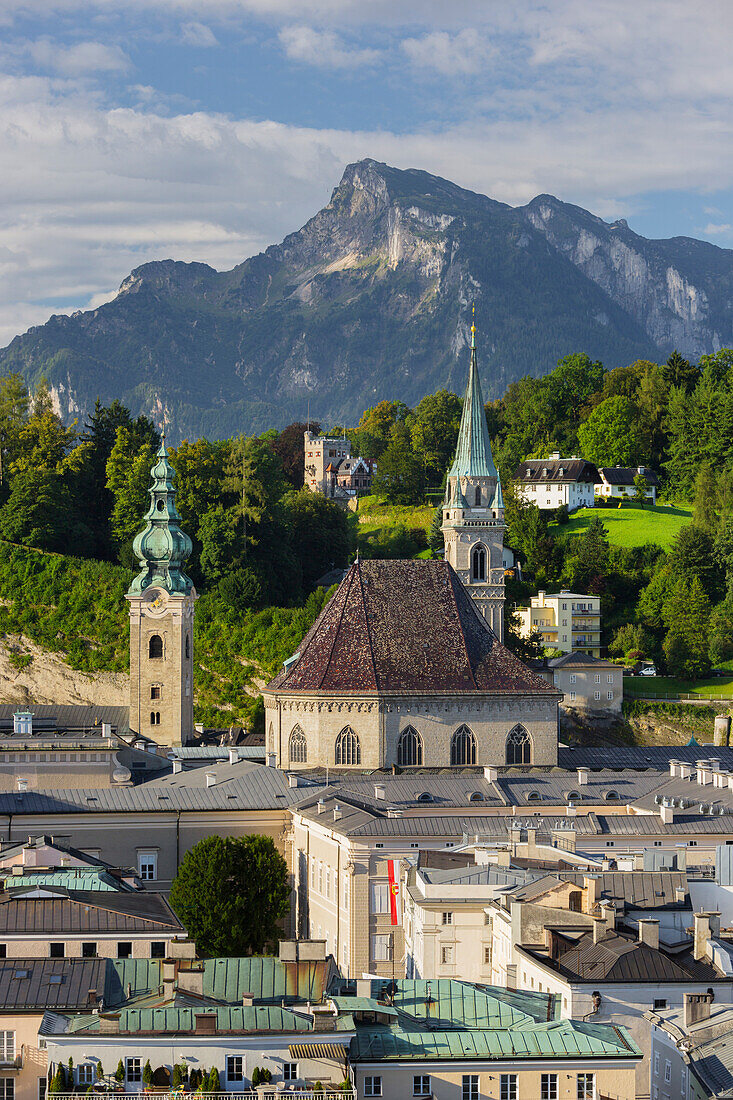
[
  {"xmin": 349, "ymin": 1019, "xmax": 641, "ymax": 1062},
  {"xmin": 77, "ymin": 1005, "xmax": 312, "ymax": 1035},
  {"xmin": 372, "ymin": 980, "xmax": 556, "ymax": 1030},
  {"xmin": 128, "ymin": 439, "xmax": 193, "ymax": 596},
  {"xmin": 448, "ymin": 324, "xmax": 498, "ymax": 480},
  {"xmin": 0, "ymin": 869, "xmax": 129, "ymax": 892}
]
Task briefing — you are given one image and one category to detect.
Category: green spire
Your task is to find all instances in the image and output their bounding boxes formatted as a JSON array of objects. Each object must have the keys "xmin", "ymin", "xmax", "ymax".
[
  {"xmin": 127, "ymin": 437, "xmax": 193, "ymax": 596},
  {"xmin": 449, "ymin": 313, "xmax": 498, "ymax": 479}
]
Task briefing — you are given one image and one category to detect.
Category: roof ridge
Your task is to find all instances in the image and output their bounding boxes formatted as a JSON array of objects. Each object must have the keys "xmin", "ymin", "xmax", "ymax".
[
  {"xmin": 318, "ymin": 563, "xmax": 359, "ymax": 690},
  {"xmin": 446, "ymin": 566, "xmax": 479, "ymax": 690},
  {"xmin": 355, "ymin": 559, "xmax": 380, "ymax": 692}
]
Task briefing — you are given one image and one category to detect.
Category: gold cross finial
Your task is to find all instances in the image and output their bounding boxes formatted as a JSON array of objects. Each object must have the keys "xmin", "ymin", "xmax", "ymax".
[{"xmin": 471, "ymin": 303, "xmax": 476, "ymax": 348}]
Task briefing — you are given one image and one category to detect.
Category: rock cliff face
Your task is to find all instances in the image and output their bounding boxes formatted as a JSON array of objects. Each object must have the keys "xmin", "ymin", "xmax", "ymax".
[
  {"xmin": 2, "ymin": 159, "xmax": 732, "ymax": 439},
  {"xmin": 0, "ymin": 635, "xmax": 128, "ymax": 708}
]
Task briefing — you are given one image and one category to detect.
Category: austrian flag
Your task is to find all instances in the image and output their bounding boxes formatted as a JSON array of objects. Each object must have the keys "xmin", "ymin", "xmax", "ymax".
[{"xmin": 387, "ymin": 859, "xmax": 401, "ymax": 926}]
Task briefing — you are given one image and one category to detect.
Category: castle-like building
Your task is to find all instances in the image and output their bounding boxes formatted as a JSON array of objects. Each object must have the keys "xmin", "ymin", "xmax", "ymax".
[{"xmin": 126, "ymin": 439, "xmax": 197, "ymax": 746}]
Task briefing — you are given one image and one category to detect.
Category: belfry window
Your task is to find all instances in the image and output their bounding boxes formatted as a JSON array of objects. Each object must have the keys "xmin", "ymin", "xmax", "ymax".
[
  {"xmin": 397, "ymin": 726, "xmax": 423, "ymax": 767},
  {"xmin": 450, "ymin": 725, "xmax": 476, "ymax": 766},
  {"xmin": 506, "ymin": 724, "xmax": 531, "ymax": 765},
  {"xmin": 149, "ymin": 634, "xmax": 163, "ymax": 659},
  {"xmin": 150, "ymin": 711, "xmax": 160, "ymax": 726},
  {"xmin": 471, "ymin": 545, "xmax": 486, "ymax": 582},
  {"xmin": 335, "ymin": 726, "xmax": 361, "ymax": 766}
]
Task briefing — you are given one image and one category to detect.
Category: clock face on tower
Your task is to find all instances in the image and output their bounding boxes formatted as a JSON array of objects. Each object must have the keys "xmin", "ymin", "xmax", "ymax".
[{"xmin": 145, "ymin": 588, "xmax": 168, "ymax": 615}]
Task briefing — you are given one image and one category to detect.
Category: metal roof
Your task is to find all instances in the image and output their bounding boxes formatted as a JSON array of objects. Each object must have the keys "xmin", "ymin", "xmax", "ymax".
[
  {"xmin": 448, "ymin": 331, "xmax": 498, "ymax": 480},
  {"xmin": 0, "ymin": 869, "xmax": 131, "ymax": 892},
  {"xmin": 200, "ymin": 956, "xmax": 332, "ymax": 1005},
  {"xmin": 0, "ymin": 958, "xmax": 108, "ymax": 1011},
  {"xmin": 558, "ymin": 745, "xmax": 733, "ymax": 769},
  {"xmin": 531, "ymin": 929, "xmax": 723, "ymax": 983},
  {"xmin": 378, "ymin": 979, "xmax": 554, "ymax": 1030},
  {"xmin": 0, "ymin": 704, "xmax": 129, "ymax": 735},
  {"xmin": 76, "ymin": 1005, "xmax": 313, "ymax": 1035},
  {"xmin": 0, "ymin": 892, "xmax": 182, "ymax": 934}
]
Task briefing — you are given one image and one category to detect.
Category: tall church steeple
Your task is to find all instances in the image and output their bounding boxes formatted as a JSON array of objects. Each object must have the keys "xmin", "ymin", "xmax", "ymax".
[
  {"xmin": 126, "ymin": 438, "xmax": 197, "ymax": 746},
  {"xmin": 442, "ymin": 313, "xmax": 506, "ymax": 639}
]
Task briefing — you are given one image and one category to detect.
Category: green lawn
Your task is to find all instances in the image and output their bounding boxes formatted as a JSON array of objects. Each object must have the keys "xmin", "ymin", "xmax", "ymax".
[
  {"xmin": 355, "ymin": 495, "xmax": 435, "ymax": 557},
  {"xmin": 626, "ymin": 675, "xmax": 733, "ymax": 699},
  {"xmin": 554, "ymin": 503, "xmax": 692, "ymax": 550}
]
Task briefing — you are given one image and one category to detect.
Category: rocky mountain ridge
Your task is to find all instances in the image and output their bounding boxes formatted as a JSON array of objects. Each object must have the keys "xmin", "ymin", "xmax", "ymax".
[{"xmin": 2, "ymin": 159, "xmax": 732, "ymax": 440}]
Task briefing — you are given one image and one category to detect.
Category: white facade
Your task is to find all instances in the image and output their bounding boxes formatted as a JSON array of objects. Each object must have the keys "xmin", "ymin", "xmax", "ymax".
[
  {"xmin": 517, "ymin": 590, "xmax": 602, "ymax": 656},
  {"xmin": 515, "ymin": 453, "xmax": 599, "ymax": 512}
]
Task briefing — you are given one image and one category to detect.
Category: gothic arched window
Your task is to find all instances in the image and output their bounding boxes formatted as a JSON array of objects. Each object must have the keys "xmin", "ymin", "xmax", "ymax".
[
  {"xmin": 471, "ymin": 545, "xmax": 487, "ymax": 582},
  {"xmin": 506, "ymin": 724, "xmax": 531, "ymax": 765},
  {"xmin": 475, "ymin": 485, "xmax": 481, "ymax": 506},
  {"xmin": 289, "ymin": 724, "xmax": 307, "ymax": 764},
  {"xmin": 148, "ymin": 634, "xmax": 163, "ymax": 659},
  {"xmin": 397, "ymin": 726, "xmax": 423, "ymax": 767},
  {"xmin": 450, "ymin": 725, "xmax": 476, "ymax": 766},
  {"xmin": 335, "ymin": 726, "xmax": 361, "ymax": 766}
]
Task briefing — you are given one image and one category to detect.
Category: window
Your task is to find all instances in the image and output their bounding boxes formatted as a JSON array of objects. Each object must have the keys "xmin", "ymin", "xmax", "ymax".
[
  {"xmin": 283, "ymin": 1063, "xmax": 297, "ymax": 1082},
  {"xmin": 138, "ymin": 851, "xmax": 157, "ymax": 880},
  {"xmin": 607, "ymin": 692, "xmax": 613, "ymax": 700},
  {"xmin": 570, "ymin": 691, "xmax": 576, "ymax": 701},
  {"xmin": 82, "ymin": 942, "xmax": 96, "ymax": 958},
  {"xmin": 185, "ymin": 635, "xmax": 190, "ymax": 660},
  {"xmin": 594, "ymin": 691, "xmax": 601, "ymax": 701},
  {"xmin": 484, "ymin": 946, "xmax": 491, "ymax": 965},
  {"xmin": 568, "ymin": 890, "xmax": 582, "ymax": 912},
  {"xmin": 126, "ymin": 1059, "xmax": 141, "ymax": 1084},
  {"xmin": 577, "ymin": 1073, "xmax": 595, "ymax": 1100},
  {"xmin": 49, "ymin": 943, "xmax": 64, "ymax": 958},
  {"xmin": 335, "ymin": 726, "xmax": 361, "ymax": 765},
  {"xmin": 78, "ymin": 1066, "xmax": 94, "ymax": 1086},
  {"xmin": 150, "ymin": 711, "xmax": 160, "ymax": 725},
  {"xmin": 364, "ymin": 1077, "xmax": 382, "ymax": 1097},
  {"xmin": 148, "ymin": 634, "xmax": 163, "ymax": 659},
  {"xmin": 38, "ymin": 1078, "xmax": 46, "ymax": 1100},
  {"xmin": 372, "ymin": 934, "xmax": 391, "ymax": 962},
  {"xmin": 475, "ymin": 486, "xmax": 481, "ymax": 506},
  {"xmin": 397, "ymin": 726, "xmax": 423, "ymax": 766},
  {"xmin": 150, "ymin": 942, "xmax": 166, "ymax": 959},
  {"xmin": 542, "ymin": 1074, "xmax": 558, "ymax": 1100},
  {"xmin": 653, "ymin": 999, "xmax": 667, "ymax": 1011},
  {"xmin": 607, "ymin": 674, "xmax": 614, "ymax": 684},
  {"xmin": 665, "ymin": 1061, "xmax": 672, "ymax": 1084},
  {"xmin": 471, "ymin": 545, "xmax": 487, "ymax": 582},
  {"xmin": 500, "ymin": 1075, "xmax": 517, "ymax": 1100},
  {"xmin": 413, "ymin": 1076, "xmax": 431, "ymax": 1097},
  {"xmin": 0, "ymin": 945, "xmax": 5, "ymax": 959},
  {"xmin": 506, "ymin": 724, "xmax": 531, "ymax": 765},
  {"xmin": 442, "ymin": 911, "xmax": 453, "ymax": 925},
  {"xmin": 594, "ymin": 674, "xmax": 601, "ymax": 684},
  {"xmin": 0, "ymin": 1032, "xmax": 15, "ymax": 1062},
  {"xmin": 371, "ymin": 882, "xmax": 389, "ymax": 914},
  {"xmin": 226, "ymin": 1057, "xmax": 243, "ymax": 1082},
  {"xmin": 150, "ymin": 684, "xmax": 161, "ymax": 700},
  {"xmin": 117, "ymin": 942, "xmax": 132, "ymax": 959},
  {"xmin": 463, "ymin": 1077, "xmax": 479, "ymax": 1100},
  {"xmin": 289, "ymin": 724, "xmax": 307, "ymax": 764},
  {"xmin": 680, "ymin": 1069, "xmax": 687, "ymax": 1095},
  {"xmin": 451, "ymin": 725, "xmax": 476, "ymax": 765},
  {"xmin": 0, "ymin": 1083, "xmax": 14, "ymax": 1100},
  {"xmin": 569, "ymin": 674, "xmax": 577, "ymax": 684},
  {"xmin": 441, "ymin": 945, "xmax": 454, "ymax": 965}
]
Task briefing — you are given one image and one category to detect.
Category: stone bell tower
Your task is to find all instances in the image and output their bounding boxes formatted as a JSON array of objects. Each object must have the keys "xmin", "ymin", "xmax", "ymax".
[
  {"xmin": 442, "ymin": 315, "xmax": 506, "ymax": 640},
  {"xmin": 126, "ymin": 438, "xmax": 197, "ymax": 746}
]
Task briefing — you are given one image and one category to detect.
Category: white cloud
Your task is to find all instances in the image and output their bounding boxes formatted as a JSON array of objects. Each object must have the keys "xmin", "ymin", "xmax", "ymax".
[
  {"xmin": 25, "ymin": 38, "xmax": 130, "ymax": 76},
  {"xmin": 180, "ymin": 21, "xmax": 219, "ymax": 47},
  {"xmin": 278, "ymin": 25, "xmax": 380, "ymax": 68},
  {"xmin": 401, "ymin": 29, "xmax": 491, "ymax": 76},
  {"xmin": 703, "ymin": 222, "xmax": 732, "ymax": 236}
]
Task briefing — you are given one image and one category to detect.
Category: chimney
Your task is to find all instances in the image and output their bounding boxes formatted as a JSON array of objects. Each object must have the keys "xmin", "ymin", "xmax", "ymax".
[
  {"xmin": 374, "ymin": 784, "xmax": 386, "ymax": 801},
  {"xmin": 678, "ymin": 762, "xmax": 692, "ymax": 780},
  {"xmin": 317, "ymin": 799, "xmax": 326, "ymax": 814},
  {"xmin": 638, "ymin": 919, "xmax": 660, "ymax": 950},
  {"xmin": 266, "ymin": 753, "xmax": 276, "ymax": 768},
  {"xmin": 288, "ymin": 775, "xmax": 300, "ymax": 788},
  {"xmin": 710, "ymin": 758, "xmax": 721, "ymax": 772},
  {"xmin": 577, "ymin": 767, "xmax": 589, "ymax": 786},
  {"xmin": 694, "ymin": 912, "xmax": 721, "ymax": 961},
  {"xmin": 599, "ymin": 901, "xmax": 616, "ymax": 932},
  {"xmin": 87, "ymin": 988, "xmax": 97, "ymax": 1005},
  {"xmin": 172, "ymin": 760, "xmax": 182, "ymax": 774},
  {"xmin": 697, "ymin": 761, "xmax": 712, "ymax": 785},
  {"xmin": 228, "ymin": 748, "xmax": 238, "ymax": 765},
  {"xmin": 101, "ymin": 722, "xmax": 112, "ymax": 738},
  {"xmin": 584, "ymin": 875, "xmax": 598, "ymax": 909},
  {"xmin": 684, "ymin": 992, "xmax": 714, "ymax": 1028},
  {"xmin": 333, "ymin": 805, "xmax": 342, "ymax": 821},
  {"xmin": 675, "ymin": 886, "xmax": 686, "ymax": 905},
  {"xmin": 713, "ymin": 771, "xmax": 727, "ymax": 789},
  {"xmin": 310, "ymin": 1005, "xmax": 336, "ymax": 1032},
  {"xmin": 660, "ymin": 801, "xmax": 674, "ymax": 824},
  {"xmin": 483, "ymin": 766, "xmax": 499, "ymax": 782},
  {"xmin": 205, "ymin": 771, "xmax": 216, "ymax": 788},
  {"xmin": 505, "ymin": 964, "xmax": 517, "ymax": 991},
  {"xmin": 592, "ymin": 917, "xmax": 607, "ymax": 944},
  {"xmin": 241, "ymin": 992, "xmax": 254, "ymax": 1007},
  {"xmin": 669, "ymin": 759, "xmax": 679, "ymax": 778}
]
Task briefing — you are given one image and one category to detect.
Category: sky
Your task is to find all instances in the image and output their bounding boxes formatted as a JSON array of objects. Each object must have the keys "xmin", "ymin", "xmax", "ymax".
[{"xmin": 1, "ymin": 0, "xmax": 733, "ymax": 346}]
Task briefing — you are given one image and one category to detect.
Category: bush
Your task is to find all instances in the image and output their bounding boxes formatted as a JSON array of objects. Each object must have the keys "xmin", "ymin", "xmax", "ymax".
[
  {"xmin": 143, "ymin": 1060, "xmax": 153, "ymax": 1086},
  {"xmin": 208, "ymin": 1067, "xmax": 222, "ymax": 1093},
  {"xmin": 251, "ymin": 1067, "xmax": 260, "ymax": 1088},
  {"xmin": 115, "ymin": 1061, "xmax": 125, "ymax": 1083}
]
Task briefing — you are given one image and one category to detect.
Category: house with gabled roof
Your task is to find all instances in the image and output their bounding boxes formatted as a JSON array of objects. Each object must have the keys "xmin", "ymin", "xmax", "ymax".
[{"xmin": 514, "ymin": 452, "xmax": 600, "ymax": 512}]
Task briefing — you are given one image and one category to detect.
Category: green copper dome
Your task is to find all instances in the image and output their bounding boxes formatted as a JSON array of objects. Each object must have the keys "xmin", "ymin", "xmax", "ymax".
[{"xmin": 127, "ymin": 438, "xmax": 193, "ymax": 596}]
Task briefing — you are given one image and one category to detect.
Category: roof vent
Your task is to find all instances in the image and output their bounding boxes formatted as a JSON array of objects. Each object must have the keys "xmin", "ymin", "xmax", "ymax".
[
  {"xmin": 205, "ymin": 771, "xmax": 216, "ymax": 788},
  {"xmin": 13, "ymin": 712, "xmax": 32, "ymax": 736},
  {"xmin": 374, "ymin": 784, "xmax": 386, "ymax": 801},
  {"xmin": 317, "ymin": 799, "xmax": 326, "ymax": 814}
]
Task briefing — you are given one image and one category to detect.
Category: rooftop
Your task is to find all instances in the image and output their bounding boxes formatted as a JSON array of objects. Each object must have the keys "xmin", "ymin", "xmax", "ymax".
[
  {"xmin": 267, "ymin": 559, "xmax": 559, "ymax": 697},
  {"xmin": 514, "ymin": 458, "xmax": 599, "ymax": 484},
  {"xmin": 0, "ymin": 891, "xmax": 183, "ymax": 934}
]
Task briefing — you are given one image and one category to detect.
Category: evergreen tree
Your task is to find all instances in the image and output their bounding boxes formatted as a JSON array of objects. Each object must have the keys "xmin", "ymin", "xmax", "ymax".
[
  {"xmin": 372, "ymin": 422, "xmax": 423, "ymax": 503},
  {"xmin": 143, "ymin": 1060, "xmax": 153, "ymax": 1086},
  {"xmin": 664, "ymin": 350, "xmax": 699, "ymax": 391},
  {"xmin": 115, "ymin": 1061, "xmax": 125, "ymax": 1083},
  {"xmin": 669, "ymin": 524, "xmax": 721, "ymax": 601},
  {"xmin": 427, "ymin": 504, "xmax": 444, "ymax": 553},
  {"xmin": 692, "ymin": 463, "xmax": 719, "ymax": 534},
  {"xmin": 662, "ymin": 576, "xmax": 711, "ymax": 678},
  {"xmin": 208, "ymin": 1068, "xmax": 222, "ymax": 1093},
  {"xmin": 633, "ymin": 474, "xmax": 649, "ymax": 508}
]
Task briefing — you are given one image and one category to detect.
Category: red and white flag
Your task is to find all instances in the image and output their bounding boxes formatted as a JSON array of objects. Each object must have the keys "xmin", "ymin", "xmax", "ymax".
[{"xmin": 387, "ymin": 859, "xmax": 401, "ymax": 926}]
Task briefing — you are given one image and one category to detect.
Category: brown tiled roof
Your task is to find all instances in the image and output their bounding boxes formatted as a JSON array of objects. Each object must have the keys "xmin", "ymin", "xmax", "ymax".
[{"xmin": 267, "ymin": 560, "xmax": 559, "ymax": 697}]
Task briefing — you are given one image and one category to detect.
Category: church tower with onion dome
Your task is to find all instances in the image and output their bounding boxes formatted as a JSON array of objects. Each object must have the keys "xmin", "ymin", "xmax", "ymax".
[
  {"xmin": 442, "ymin": 314, "xmax": 506, "ymax": 640},
  {"xmin": 126, "ymin": 438, "xmax": 197, "ymax": 746}
]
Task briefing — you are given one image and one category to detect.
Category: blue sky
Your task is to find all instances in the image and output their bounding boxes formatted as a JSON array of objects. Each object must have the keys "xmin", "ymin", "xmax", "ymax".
[{"xmin": 1, "ymin": 0, "xmax": 732, "ymax": 344}]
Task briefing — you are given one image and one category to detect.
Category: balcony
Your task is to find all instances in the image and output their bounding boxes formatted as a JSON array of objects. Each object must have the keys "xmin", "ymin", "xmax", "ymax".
[{"xmin": 47, "ymin": 1093, "xmax": 355, "ymax": 1100}]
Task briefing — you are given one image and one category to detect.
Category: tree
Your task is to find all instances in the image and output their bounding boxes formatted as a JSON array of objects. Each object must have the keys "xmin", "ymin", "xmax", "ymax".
[
  {"xmin": 172, "ymin": 1065, "xmax": 183, "ymax": 1088},
  {"xmin": 427, "ymin": 505, "xmax": 444, "ymax": 553},
  {"xmin": 565, "ymin": 515, "xmax": 610, "ymax": 591},
  {"xmin": 609, "ymin": 622, "xmax": 654, "ymax": 661},
  {"xmin": 49, "ymin": 1067, "xmax": 67, "ymax": 1094},
  {"xmin": 664, "ymin": 350, "xmax": 699, "ymax": 392},
  {"xmin": 208, "ymin": 1068, "xmax": 222, "ymax": 1093},
  {"xmin": 143, "ymin": 1061, "xmax": 153, "ymax": 1086},
  {"xmin": 0, "ymin": 468, "xmax": 85, "ymax": 552},
  {"xmin": 669, "ymin": 524, "xmax": 721, "ymax": 602},
  {"xmin": 115, "ymin": 1061, "xmax": 125, "ymax": 1084},
  {"xmin": 270, "ymin": 421, "xmax": 320, "ymax": 488},
  {"xmin": 350, "ymin": 400, "xmax": 411, "ymax": 461},
  {"xmin": 169, "ymin": 835, "xmax": 289, "ymax": 956},
  {"xmin": 281, "ymin": 489, "xmax": 356, "ymax": 592},
  {"xmin": 504, "ymin": 606, "xmax": 544, "ymax": 660},
  {"xmin": 577, "ymin": 396, "xmax": 646, "ymax": 467},
  {"xmin": 715, "ymin": 516, "xmax": 733, "ymax": 594},
  {"xmin": 198, "ymin": 505, "xmax": 240, "ymax": 585},
  {"xmin": 409, "ymin": 389, "xmax": 461, "ymax": 483},
  {"xmin": 372, "ymin": 422, "xmax": 423, "ymax": 503},
  {"xmin": 662, "ymin": 576, "xmax": 711, "ymax": 678},
  {"xmin": 709, "ymin": 598, "xmax": 733, "ymax": 667},
  {"xmin": 633, "ymin": 474, "xmax": 649, "ymax": 508},
  {"xmin": 692, "ymin": 463, "xmax": 719, "ymax": 534},
  {"xmin": 106, "ymin": 421, "xmax": 160, "ymax": 559}
]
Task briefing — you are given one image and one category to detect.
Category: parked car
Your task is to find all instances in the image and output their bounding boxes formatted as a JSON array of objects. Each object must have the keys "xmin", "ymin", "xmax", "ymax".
[{"xmin": 638, "ymin": 665, "xmax": 657, "ymax": 676}]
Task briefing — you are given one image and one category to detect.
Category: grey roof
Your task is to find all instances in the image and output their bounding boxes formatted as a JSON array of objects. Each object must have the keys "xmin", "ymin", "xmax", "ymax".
[
  {"xmin": 515, "ymin": 459, "xmax": 599, "ymax": 484},
  {"xmin": 0, "ymin": 704, "xmax": 129, "ymax": 736},
  {"xmin": 0, "ymin": 958, "xmax": 108, "ymax": 1010},
  {"xmin": 169, "ymin": 746, "xmax": 265, "ymax": 761},
  {"xmin": 0, "ymin": 892, "xmax": 183, "ymax": 934},
  {"xmin": 559, "ymin": 871, "xmax": 690, "ymax": 910},
  {"xmin": 632, "ymin": 775, "xmax": 733, "ymax": 814},
  {"xmin": 558, "ymin": 745, "xmax": 733, "ymax": 770},
  {"xmin": 418, "ymin": 864, "xmax": 541, "ymax": 889},
  {"xmin": 598, "ymin": 467, "xmax": 660, "ymax": 487},
  {"xmin": 495, "ymin": 771, "xmax": 668, "ymax": 806},
  {"xmin": 526, "ymin": 929, "xmax": 722, "ymax": 983},
  {"xmin": 548, "ymin": 652, "xmax": 617, "ymax": 669}
]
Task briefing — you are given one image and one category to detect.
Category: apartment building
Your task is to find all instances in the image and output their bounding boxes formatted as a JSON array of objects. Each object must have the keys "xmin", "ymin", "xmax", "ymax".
[{"xmin": 517, "ymin": 589, "xmax": 602, "ymax": 656}]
